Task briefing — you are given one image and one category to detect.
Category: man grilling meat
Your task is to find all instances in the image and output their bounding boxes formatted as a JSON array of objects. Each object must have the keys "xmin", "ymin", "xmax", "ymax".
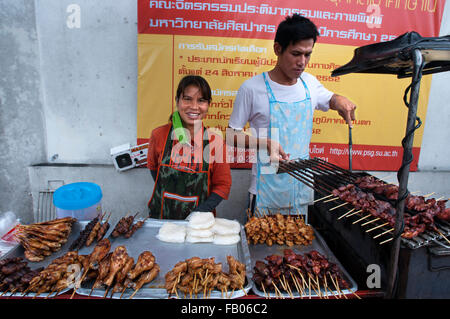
[{"xmin": 227, "ymin": 14, "xmax": 357, "ymax": 217}]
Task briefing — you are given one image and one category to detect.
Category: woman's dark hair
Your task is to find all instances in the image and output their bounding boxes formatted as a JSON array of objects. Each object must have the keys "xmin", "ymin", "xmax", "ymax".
[
  {"xmin": 175, "ymin": 75, "xmax": 212, "ymax": 103},
  {"xmin": 274, "ymin": 14, "xmax": 320, "ymax": 53}
]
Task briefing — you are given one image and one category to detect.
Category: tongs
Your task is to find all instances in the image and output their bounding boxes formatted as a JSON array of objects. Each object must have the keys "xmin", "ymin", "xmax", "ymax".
[{"xmin": 348, "ymin": 126, "xmax": 353, "ymax": 172}]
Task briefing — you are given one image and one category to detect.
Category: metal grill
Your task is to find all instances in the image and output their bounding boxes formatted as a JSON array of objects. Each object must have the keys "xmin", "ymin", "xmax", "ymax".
[
  {"xmin": 34, "ymin": 180, "xmax": 64, "ymax": 223},
  {"xmin": 278, "ymin": 158, "xmax": 450, "ymax": 250}
]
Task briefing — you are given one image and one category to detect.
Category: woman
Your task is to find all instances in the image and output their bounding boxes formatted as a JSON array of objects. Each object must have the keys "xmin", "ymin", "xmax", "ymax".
[{"xmin": 147, "ymin": 75, "xmax": 231, "ymax": 219}]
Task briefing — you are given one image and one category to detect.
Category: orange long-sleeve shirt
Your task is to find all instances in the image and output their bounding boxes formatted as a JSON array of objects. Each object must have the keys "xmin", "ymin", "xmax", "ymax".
[{"xmin": 147, "ymin": 123, "xmax": 232, "ymax": 200}]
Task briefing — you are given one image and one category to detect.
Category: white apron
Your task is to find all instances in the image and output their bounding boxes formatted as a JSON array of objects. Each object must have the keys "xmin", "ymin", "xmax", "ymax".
[{"xmin": 255, "ymin": 72, "xmax": 313, "ymax": 216}]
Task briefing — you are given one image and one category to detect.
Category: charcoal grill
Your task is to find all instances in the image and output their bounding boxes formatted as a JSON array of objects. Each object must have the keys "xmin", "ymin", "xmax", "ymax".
[
  {"xmin": 277, "ymin": 158, "xmax": 450, "ymax": 298},
  {"xmin": 302, "ymin": 31, "xmax": 450, "ymax": 298},
  {"xmin": 278, "ymin": 158, "xmax": 450, "ymax": 250}
]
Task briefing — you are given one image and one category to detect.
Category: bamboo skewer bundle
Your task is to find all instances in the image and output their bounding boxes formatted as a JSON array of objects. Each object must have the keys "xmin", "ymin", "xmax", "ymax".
[{"xmin": 253, "ymin": 250, "xmax": 351, "ymax": 299}]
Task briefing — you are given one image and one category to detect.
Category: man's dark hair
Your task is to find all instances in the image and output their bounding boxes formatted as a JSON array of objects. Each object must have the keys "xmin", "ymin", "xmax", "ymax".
[
  {"xmin": 274, "ymin": 14, "xmax": 320, "ymax": 52},
  {"xmin": 175, "ymin": 75, "xmax": 212, "ymax": 103}
]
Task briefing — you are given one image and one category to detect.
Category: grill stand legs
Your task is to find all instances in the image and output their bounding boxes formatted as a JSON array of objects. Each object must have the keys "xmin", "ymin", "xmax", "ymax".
[{"xmin": 386, "ymin": 49, "xmax": 423, "ymax": 298}]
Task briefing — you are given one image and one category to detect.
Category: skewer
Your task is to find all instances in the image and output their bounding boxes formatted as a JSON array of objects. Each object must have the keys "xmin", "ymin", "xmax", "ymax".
[
  {"xmin": 351, "ymin": 290, "xmax": 362, "ymax": 299},
  {"xmin": 119, "ymin": 285, "xmax": 128, "ymax": 299},
  {"xmin": 70, "ymin": 268, "xmax": 89, "ymax": 299},
  {"xmin": 272, "ymin": 282, "xmax": 284, "ymax": 299},
  {"xmin": 338, "ymin": 208, "xmax": 355, "ymax": 219},
  {"xmin": 289, "ymin": 273, "xmax": 300, "ymax": 297},
  {"xmin": 328, "ymin": 274, "xmax": 340, "ymax": 299},
  {"xmin": 129, "ymin": 287, "xmax": 141, "ymax": 299},
  {"xmin": 0, "ymin": 289, "xmax": 10, "ymax": 297},
  {"xmin": 379, "ymin": 237, "xmax": 394, "ymax": 245},
  {"xmin": 323, "ymin": 197, "xmax": 339, "ymax": 203},
  {"xmin": 307, "ymin": 274, "xmax": 321, "ymax": 298},
  {"xmin": 313, "ymin": 194, "xmax": 334, "ymax": 203},
  {"xmin": 324, "ymin": 275, "xmax": 338, "ymax": 299},
  {"xmin": 297, "ymin": 270, "xmax": 307, "ymax": 292},
  {"xmin": 334, "ymin": 275, "xmax": 347, "ymax": 299},
  {"xmin": 373, "ymin": 228, "xmax": 394, "ymax": 239},
  {"xmin": 228, "ymin": 288, "xmax": 235, "ymax": 299},
  {"xmin": 361, "ymin": 217, "xmax": 380, "ymax": 226},
  {"xmin": 103, "ymin": 287, "xmax": 110, "ymax": 298},
  {"xmin": 308, "ymin": 276, "xmax": 312, "ymax": 299},
  {"xmin": 352, "ymin": 214, "xmax": 372, "ymax": 224},
  {"xmin": 281, "ymin": 275, "xmax": 293, "ymax": 298},
  {"xmin": 329, "ymin": 202, "xmax": 348, "ymax": 211},
  {"xmin": 345, "ymin": 209, "xmax": 363, "ymax": 218},
  {"xmin": 366, "ymin": 222, "xmax": 390, "ymax": 233},
  {"xmin": 337, "ymin": 208, "xmax": 355, "ymax": 220},
  {"xmin": 20, "ymin": 285, "xmax": 34, "ymax": 298},
  {"xmin": 435, "ymin": 229, "xmax": 450, "ymax": 246},
  {"xmin": 7, "ymin": 287, "xmax": 18, "ymax": 298},
  {"xmin": 423, "ymin": 192, "xmax": 435, "ymax": 198},
  {"xmin": 316, "ymin": 274, "xmax": 322, "ymax": 298}
]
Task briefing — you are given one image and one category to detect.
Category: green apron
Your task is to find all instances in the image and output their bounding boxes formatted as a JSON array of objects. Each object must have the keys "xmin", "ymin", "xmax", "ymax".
[{"xmin": 148, "ymin": 124, "xmax": 210, "ymax": 219}]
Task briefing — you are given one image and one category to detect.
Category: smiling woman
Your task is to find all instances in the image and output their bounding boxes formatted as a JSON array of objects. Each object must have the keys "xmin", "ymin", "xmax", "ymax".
[
  {"xmin": 175, "ymin": 76, "xmax": 211, "ymax": 135},
  {"xmin": 146, "ymin": 75, "xmax": 232, "ymax": 220}
]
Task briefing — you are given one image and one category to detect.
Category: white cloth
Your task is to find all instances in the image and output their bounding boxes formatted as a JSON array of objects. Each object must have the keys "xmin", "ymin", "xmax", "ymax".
[{"xmin": 229, "ymin": 72, "xmax": 333, "ymax": 194}]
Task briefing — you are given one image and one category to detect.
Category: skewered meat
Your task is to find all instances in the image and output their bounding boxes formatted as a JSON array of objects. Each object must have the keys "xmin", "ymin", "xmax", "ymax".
[
  {"xmin": 252, "ymin": 249, "xmax": 349, "ymax": 296},
  {"xmin": 165, "ymin": 255, "xmax": 246, "ymax": 297},
  {"xmin": 110, "ymin": 256, "xmax": 135, "ymax": 294},
  {"xmin": 134, "ymin": 264, "xmax": 160, "ymax": 290},
  {"xmin": 127, "ymin": 251, "xmax": 155, "ymax": 280},
  {"xmin": 331, "ymin": 182, "xmax": 446, "ymax": 239},
  {"xmin": 69, "ymin": 216, "xmax": 99, "ymax": 251},
  {"xmin": 111, "ymin": 213, "xmax": 145, "ymax": 239},
  {"xmin": 15, "ymin": 217, "xmax": 76, "ymax": 261},
  {"xmin": 85, "ymin": 214, "xmax": 105, "ymax": 247},
  {"xmin": 245, "ymin": 213, "xmax": 314, "ymax": 246},
  {"xmin": 124, "ymin": 218, "xmax": 147, "ymax": 238},
  {"xmin": 96, "ymin": 213, "xmax": 112, "ymax": 241},
  {"xmin": 356, "ymin": 176, "xmax": 449, "ymax": 220},
  {"xmin": 84, "ymin": 247, "xmax": 159, "ymax": 298},
  {"xmin": 103, "ymin": 245, "xmax": 128, "ymax": 286},
  {"xmin": 24, "ymin": 251, "xmax": 83, "ymax": 295},
  {"xmin": 91, "ymin": 253, "xmax": 112, "ymax": 289},
  {"xmin": 111, "ymin": 214, "xmax": 136, "ymax": 237},
  {"xmin": 88, "ymin": 238, "xmax": 111, "ymax": 267}
]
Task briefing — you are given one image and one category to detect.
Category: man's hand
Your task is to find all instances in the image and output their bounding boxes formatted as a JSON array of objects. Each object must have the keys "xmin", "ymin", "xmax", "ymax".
[
  {"xmin": 330, "ymin": 94, "xmax": 357, "ymax": 127},
  {"xmin": 259, "ymin": 138, "xmax": 290, "ymax": 163}
]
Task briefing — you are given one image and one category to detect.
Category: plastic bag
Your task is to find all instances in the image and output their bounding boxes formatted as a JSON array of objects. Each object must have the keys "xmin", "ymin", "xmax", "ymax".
[{"xmin": 0, "ymin": 211, "xmax": 20, "ymax": 257}]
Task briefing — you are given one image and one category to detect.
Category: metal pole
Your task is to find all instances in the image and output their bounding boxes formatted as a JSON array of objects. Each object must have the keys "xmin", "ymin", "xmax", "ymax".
[{"xmin": 385, "ymin": 49, "xmax": 423, "ymax": 298}]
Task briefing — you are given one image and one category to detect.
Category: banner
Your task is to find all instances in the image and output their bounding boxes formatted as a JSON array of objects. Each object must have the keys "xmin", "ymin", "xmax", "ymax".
[{"xmin": 137, "ymin": 0, "xmax": 446, "ymax": 171}]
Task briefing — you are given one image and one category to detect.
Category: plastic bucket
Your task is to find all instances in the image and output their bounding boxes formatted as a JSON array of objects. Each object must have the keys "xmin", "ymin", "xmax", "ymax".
[{"xmin": 53, "ymin": 182, "xmax": 103, "ymax": 221}]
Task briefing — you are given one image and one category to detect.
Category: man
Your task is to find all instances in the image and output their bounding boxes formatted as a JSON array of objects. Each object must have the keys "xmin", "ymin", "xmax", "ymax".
[{"xmin": 227, "ymin": 14, "xmax": 356, "ymax": 217}]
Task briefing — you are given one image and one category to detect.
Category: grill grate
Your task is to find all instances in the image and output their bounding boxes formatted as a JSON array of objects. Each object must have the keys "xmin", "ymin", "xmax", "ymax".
[
  {"xmin": 34, "ymin": 180, "xmax": 64, "ymax": 223},
  {"xmin": 278, "ymin": 158, "xmax": 450, "ymax": 249}
]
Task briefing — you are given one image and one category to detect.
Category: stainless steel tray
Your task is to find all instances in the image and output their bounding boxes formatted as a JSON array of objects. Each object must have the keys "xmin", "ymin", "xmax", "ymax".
[
  {"xmin": 249, "ymin": 229, "xmax": 358, "ymax": 298},
  {"xmin": 0, "ymin": 221, "xmax": 87, "ymax": 298},
  {"xmin": 76, "ymin": 218, "xmax": 252, "ymax": 299}
]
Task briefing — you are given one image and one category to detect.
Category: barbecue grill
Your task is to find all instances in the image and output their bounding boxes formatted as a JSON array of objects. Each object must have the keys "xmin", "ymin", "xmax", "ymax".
[
  {"xmin": 278, "ymin": 158, "xmax": 450, "ymax": 250},
  {"xmin": 277, "ymin": 158, "xmax": 450, "ymax": 298},
  {"xmin": 279, "ymin": 32, "xmax": 450, "ymax": 298}
]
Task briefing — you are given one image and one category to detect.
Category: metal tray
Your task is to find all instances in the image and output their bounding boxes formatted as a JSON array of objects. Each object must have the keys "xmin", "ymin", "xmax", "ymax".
[
  {"xmin": 76, "ymin": 218, "xmax": 253, "ymax": 299},
  {"xmin": 0, "ymin": 221, "xmax": 87, "ymax": 298},
  {"xmin": 249, "ymin": 228, "xmax": 358, "ymax": 298}
]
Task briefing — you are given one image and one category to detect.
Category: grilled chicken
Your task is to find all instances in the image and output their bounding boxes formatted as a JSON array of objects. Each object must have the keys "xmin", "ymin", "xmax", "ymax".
[
  {"xmin": 103, "ymin": 246, "xmax": 129, "ymax": 286},
  {"xmin": 127, "ymin": 251, "xmax": 155, "ymax": 280},
  {"xmin": 92, "ymin": 252, "xmax": 112, "ymax": 289},
  {"xmin": 111, "ymin": 256, "xmax": 134, "ymax": 295}
]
